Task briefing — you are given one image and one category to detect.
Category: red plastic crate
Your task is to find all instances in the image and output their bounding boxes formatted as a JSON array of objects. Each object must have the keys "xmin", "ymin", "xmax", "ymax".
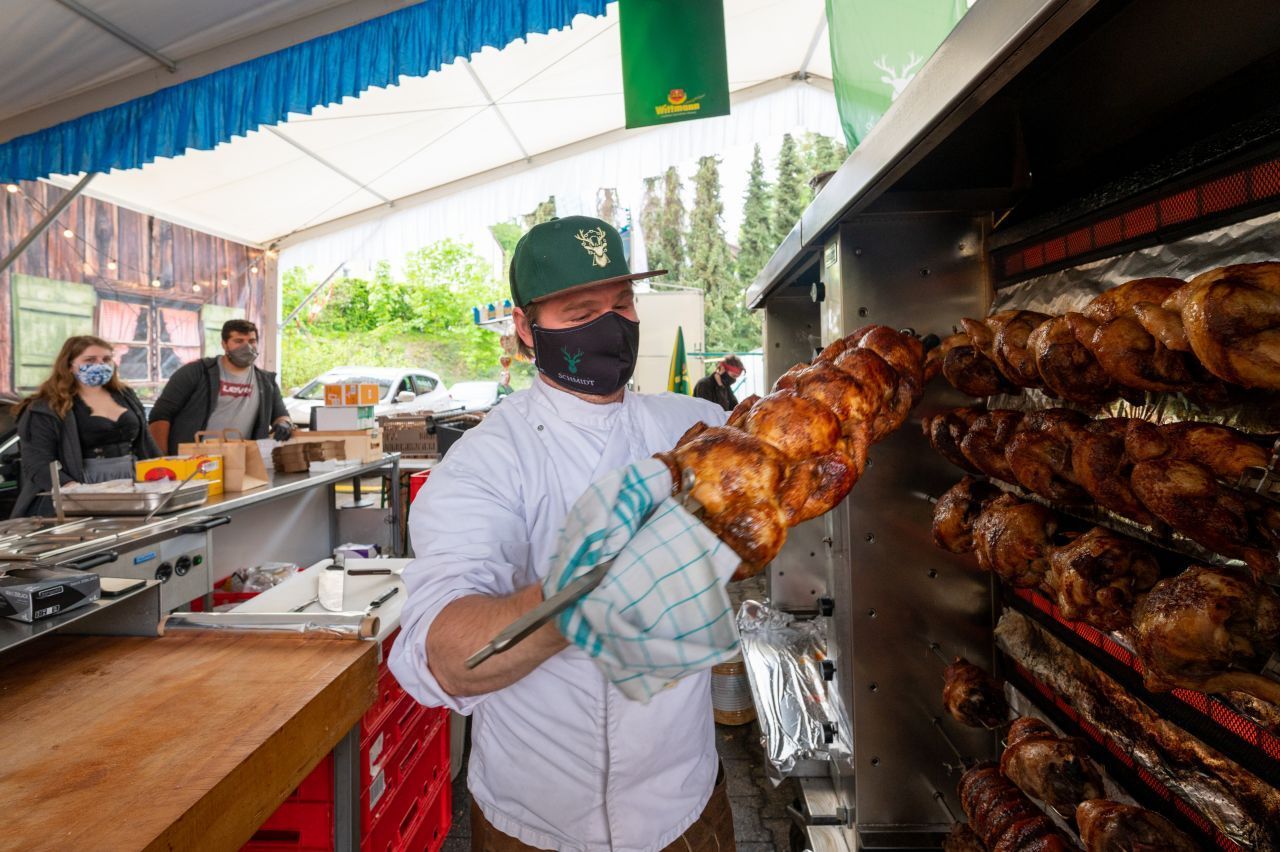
[
  {"xmin": 243, "ymin": 800, "xmax": 333, "ymax": 851},
  {"xmin": 364, "ymin": 708, "xmax": 447, "ymax": 830},
  {"xmin": 364, "ymin": 723, "xmax": 451, "ymax": 852},
  {"xmin": 408, "ymin": 470, "xmax": 432, "ymax": 504},
  {"xmin": 362, "ymin": 669, "xmax": 408, "ymax": 745}
]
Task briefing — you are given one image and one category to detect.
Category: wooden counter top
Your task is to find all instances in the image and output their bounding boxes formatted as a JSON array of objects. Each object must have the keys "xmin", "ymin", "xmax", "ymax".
[{"xmin": 0, "ymin": 630, "xmax": 377, "ymax": 851}]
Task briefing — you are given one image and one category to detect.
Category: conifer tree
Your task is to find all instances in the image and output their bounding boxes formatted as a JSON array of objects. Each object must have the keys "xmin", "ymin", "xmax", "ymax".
[
  {"xmin": 688, "ymin": 156, "xmax": 759, "ymax": 353},
  {"xmin": 770, "ymin": 134, "xmax": 809, "ymax": 247},
  {"xmin": 523, "ymin": 196, "xmax": 557, "ymax": 229},
  {"xmin": 656, "ymin": 166, "xmax": 687, "ymax": 281},
  {"xmin": 639, "ymin": 176, "xmax": 667, "ymax": 277},
  {"xmin": 802, "ymin": 132, "xmax": 849, "ymax": 178},
  {"xmin": 737, "ymin": 144, "xmax": 773, "ymax": 287}
]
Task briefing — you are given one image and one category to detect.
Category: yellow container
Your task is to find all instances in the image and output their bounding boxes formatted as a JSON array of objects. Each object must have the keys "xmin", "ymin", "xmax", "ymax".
[{"xmin": 135, "ymin": 455, "xmax": 224, "ymax": 496}]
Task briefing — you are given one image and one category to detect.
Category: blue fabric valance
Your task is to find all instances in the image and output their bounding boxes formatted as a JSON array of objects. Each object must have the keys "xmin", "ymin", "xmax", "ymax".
[{"xmin": 0, "ymin": 0, "xmax": 610, "ymax": 183}]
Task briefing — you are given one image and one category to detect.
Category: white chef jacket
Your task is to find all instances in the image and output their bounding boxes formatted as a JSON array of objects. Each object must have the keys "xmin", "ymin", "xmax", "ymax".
[{"xmin": 390, "ymin": 379, "xmax": 727, "ymax": 851}]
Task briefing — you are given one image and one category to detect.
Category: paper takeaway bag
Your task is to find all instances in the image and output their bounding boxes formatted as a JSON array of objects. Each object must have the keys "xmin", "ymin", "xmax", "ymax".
[{"xmin": 179, "ymin": 430, "xmax": 269, "ymax": 492}]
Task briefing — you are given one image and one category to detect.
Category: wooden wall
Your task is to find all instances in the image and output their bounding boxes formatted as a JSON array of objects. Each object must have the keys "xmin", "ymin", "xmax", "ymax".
[{"xmin": 0, "ymin": 180, "xmax": 277, "ymax": 396}]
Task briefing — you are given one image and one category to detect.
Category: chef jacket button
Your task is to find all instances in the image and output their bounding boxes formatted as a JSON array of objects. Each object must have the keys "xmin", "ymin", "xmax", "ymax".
[{"xmin": 537, "ymin": 425, "xmax": 544, "ymax": 431}]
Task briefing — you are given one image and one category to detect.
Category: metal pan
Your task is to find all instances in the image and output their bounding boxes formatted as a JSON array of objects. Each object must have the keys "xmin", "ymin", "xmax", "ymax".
[{"xmin": 40, "ymin": 482, "xmax": 209, "ymax": 516}]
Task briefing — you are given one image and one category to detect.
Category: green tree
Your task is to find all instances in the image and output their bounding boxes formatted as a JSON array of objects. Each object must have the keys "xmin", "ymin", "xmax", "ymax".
[
  {"xmin": 770, "ymin": 133, "xmax": 809, "ymax": 248},
  {"xmin": 737, "ymin": 144, "xmax": 773, "ymax": 287},
  {"xmin": 687, "ymin": 156, "xmax": 759, "ymax": 353},
  {"xmin": 523, "ymin": 196, "xmax": 557, "ymax": 229},
  {"xmin": 490, "ymin": 221, "xmax": 524, "ymax": 282},
  {"xmin": 801, "ymin": 132, "xmax": 848, "ymax": 178},
  {"xmin": 656, "ymin": 166, "xmax": 686, "ymax": 281},
  {"xmin": 639, "ymin": 176, "xmax": 666, "ymax": 276}
]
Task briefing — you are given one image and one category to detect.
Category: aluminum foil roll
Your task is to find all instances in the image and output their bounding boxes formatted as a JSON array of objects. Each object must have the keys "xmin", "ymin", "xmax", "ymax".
[
  {"xmin": 737, "ymin": 600, "xmax": 836, "ymax": 781},
  {"xmin": 161, "ymin": 610, "xmax": 379, "ymax": 639}
]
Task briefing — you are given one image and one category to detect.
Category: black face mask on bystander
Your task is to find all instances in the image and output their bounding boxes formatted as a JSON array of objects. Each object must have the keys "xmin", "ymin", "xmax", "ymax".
[{"xmin": 532, "ymin": 312, "xmax": 640, "ymax": 396}]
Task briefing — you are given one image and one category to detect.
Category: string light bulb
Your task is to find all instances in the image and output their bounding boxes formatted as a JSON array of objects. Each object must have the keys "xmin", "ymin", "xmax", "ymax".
[
  {"xmin": 219, "ymin": 278, "xmax": 229, "ymax": 287},
  {"xmin": 249, "ymin": 265, "xmax": 259, "ymax": 274},
  {"xmin": 193, "ymin": 283, "xmax": 201, "ymax": 292},
  {"xmin": 63, "ymin": 228, "xmax": 74, "ymax": 238},
  {"xmin": 150, "ymin": 278, "xmax": 161, "ymax": 288},
  {"xmin": 5, "ymin": 184, "xmax": 17, "ymax": 193},
  {"xmin": 107, "ymin": 260, "xmax": 117, "ymax": 271}
]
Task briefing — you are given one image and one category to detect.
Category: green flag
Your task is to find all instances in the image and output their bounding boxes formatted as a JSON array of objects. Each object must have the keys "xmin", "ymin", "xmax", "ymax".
[
  {"xmin": 668, "ymin": 326, "xmax": 690, "ymax": 394},
  {"xmin": 620, "ymin": 0, "xmax": 730, "ymax": 130},
  {"xmin": 825, "ymin": 0, "xmax": 968, "ymax": 150}
]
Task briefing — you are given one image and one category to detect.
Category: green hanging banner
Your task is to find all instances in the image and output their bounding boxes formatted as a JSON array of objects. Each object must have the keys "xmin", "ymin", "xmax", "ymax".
[
  {"xmin": 620, "ymin": 0, "xmax": 730, "ymax": 130},
  {"xmin": 825, "ymin": 0, "xmax": 968, "ymax": 150}
]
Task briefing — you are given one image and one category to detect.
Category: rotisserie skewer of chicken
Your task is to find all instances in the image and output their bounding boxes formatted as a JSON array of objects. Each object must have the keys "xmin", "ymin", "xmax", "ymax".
[{"xmin": 656, "ymin": 325, "xmax": 928, "ymax": 580}]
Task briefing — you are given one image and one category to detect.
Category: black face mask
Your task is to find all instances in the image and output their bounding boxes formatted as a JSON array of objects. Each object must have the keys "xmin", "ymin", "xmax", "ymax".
[{"xmin": 532, "ymin": 312, "xmax": 640, "ymax": 396}]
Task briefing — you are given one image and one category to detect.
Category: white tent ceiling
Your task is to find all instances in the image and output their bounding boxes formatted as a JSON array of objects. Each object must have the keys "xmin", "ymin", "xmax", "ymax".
[{"xmin": 5, "ymin": 0, "xmax": 834, "ymax": 262}]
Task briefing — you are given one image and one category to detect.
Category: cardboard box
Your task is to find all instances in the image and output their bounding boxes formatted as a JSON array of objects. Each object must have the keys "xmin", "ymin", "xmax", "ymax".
[
  {"xmin": 315, "ymin": 405, "xmax": 375, "ymax": 431},
  {"xmin": 135, "ymin": 455, "xmax": 224, "ymax": 496},
  {"xmin": 0, "ymin": 567, "xmax": 100, "ymax": 622},
  {"xmin": 290, "ymin": 429, "xmax": 383, "ymax": 463},
  {"xmin": 324, "ymin": 382, "xmax": 380, "ymax": 406},
  {"xmin": 378, "ymin": 414, "xmax": 438, "ymax": 457}
]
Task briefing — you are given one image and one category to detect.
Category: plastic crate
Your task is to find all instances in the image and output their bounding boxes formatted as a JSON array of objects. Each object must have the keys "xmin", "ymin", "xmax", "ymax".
[
  {"xmin": 361, "ymin": 669, "xmax": 408, "ymax": 745},
  {"xmin": 363, "ymin": 724, "xmax": 451, "ymax": 852},
  {"xmin": 243, "ymin": 800, "xmax": 333, "ymax": 851},
  {"xmin": 363, "ymin": 707, "xmax": 446, "ymax": 829}
]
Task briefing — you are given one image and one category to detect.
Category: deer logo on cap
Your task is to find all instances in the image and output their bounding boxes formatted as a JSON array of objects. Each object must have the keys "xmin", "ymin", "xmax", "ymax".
[{"xmin": 575, "ymin": 227, "xmax": 610, "ymax": 268}]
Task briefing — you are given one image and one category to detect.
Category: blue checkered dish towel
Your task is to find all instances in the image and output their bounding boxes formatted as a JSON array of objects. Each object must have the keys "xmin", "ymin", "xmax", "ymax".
[{"xmin": 543, "ymin": 457, "xmax": 743, "ymax": 702}]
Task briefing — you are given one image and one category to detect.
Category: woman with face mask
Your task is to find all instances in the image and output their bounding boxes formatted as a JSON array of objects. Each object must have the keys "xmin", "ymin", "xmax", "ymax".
[{"xmin": 11, "ymin": 335, "xmax": 160, "ymax": 517}]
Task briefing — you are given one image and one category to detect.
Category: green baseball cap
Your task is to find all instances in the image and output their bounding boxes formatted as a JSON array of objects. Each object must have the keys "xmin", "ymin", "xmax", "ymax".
[{"xmin": 509, "ymin": 215, "xmax": 664, "ymax": 307}]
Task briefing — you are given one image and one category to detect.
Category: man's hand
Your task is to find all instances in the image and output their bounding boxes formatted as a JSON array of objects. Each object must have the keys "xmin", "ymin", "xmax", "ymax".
[
  {"xmin": 427, "ymin": 585, "xmax": 568, "ymax": 697},
  {"xmin": 271, "ymin": 418, "xmax": 294, "ymax": 442}
]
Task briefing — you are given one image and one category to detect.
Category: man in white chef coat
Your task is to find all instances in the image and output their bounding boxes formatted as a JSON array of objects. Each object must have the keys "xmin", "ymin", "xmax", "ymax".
[{"xmin": 391, "ymin": 216, "xmax": 734, "ymax": 851}]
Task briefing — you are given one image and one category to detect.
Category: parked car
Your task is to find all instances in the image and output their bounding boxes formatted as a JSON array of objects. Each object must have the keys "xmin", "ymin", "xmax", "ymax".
[
  {"xmin": 284, "ymin": 367, "xmax": 454, "ymax": 426},
  {"xmin": 447, "ymin": 380, "xmax": 508, "ymax": 413}
]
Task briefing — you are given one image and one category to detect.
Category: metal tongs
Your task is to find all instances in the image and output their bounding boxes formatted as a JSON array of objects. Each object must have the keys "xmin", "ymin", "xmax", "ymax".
[{"xmin": 465, "ymin": 467, "xmax": 700, "ymax": 669}]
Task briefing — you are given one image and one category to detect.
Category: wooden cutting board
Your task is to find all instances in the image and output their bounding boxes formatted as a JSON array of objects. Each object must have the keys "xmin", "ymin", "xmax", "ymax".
[{"xmin": 0, "ymin": 630, "xmax": 377, "ymax": 851}]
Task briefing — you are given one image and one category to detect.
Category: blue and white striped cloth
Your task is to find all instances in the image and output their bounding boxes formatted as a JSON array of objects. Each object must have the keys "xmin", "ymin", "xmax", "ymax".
[{"xmin": 543, "ymin": 457, "xmax": 742, "ymax": 702}]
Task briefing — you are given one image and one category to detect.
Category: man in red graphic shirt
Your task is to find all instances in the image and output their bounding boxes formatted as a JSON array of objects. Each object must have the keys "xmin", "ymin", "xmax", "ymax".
[{"xmin": 149, "ymin": 320, "xmax": 293, "ymax": 453}]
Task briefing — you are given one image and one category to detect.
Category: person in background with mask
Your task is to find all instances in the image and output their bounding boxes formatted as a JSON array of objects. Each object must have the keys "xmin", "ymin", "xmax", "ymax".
[
  {"xmin": 11, "ymin": 335, "xmax": 160, "ymax": 517},
  {"xmin": 148, "ymin": 319, "xmax": 293, "ymax": 454},
  {"xmin": 692, "ymin": 355, "xmax": 744, "ymax": 412},
  {"xmin": 391, "ymin": 216, "xmax": 734, "ymax": 850}
]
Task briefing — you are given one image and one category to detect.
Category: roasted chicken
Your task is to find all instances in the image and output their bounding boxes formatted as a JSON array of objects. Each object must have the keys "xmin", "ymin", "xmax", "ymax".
[
  {"xmin": 1067, "ymin": 277, "xmax": 1191, "ymax": 394},
  {"xmin": 1004, "ymin": 409, "xmax": 1091, "ymax": 504},
  {"xmin": 942, "ymin": 823, "xmax": 985, "ymax": 852},
  {"xmin": 1070, "ymin": 418, "xmax": 1162, "ymax": 528},
  {"xmin": 990, "ymin": 309, "xmax": 1053, "ymax": 389},
  {"xmin": 959, "ymin": 764, "xmax": 1070, "ymax": 852},
  {"xmin": 923, "ymin": 408, "xmax": 983, "ymax": 474},
  {"xmin": 1132, "ymin": 565, "xmax": 1280, "ymax": 705},
  {"xmin": 1048, "ymin": 527, "xmax": 1160, "ymax": 632},
  {"xmin": 1076, "ymin": 800, "xmax": 1199, "ymax": 852},
  {"xmin": 942, "ymin": 656, "xmax": 1009, "ymax": 728},
  {"xmin": 939, "ymin": 331, "xmax": 1019, "ymax": 397},
  {"xmin": 1000, "ymin": 717, "xmax": 1104, "ymax": 810},
  {"xmin": 933, "ymin": 476, "xmax": 1003, "ymax": 554},
  {"xmin": 660, "ymin": 325, "xmax": 927, "ymax": 579},
  {"xmin": 1124, "ymin": 420, "xmax": 1268, "ymax": 482},
  {"xmin": 972, "ymin": 494, "xmax": 1059, "ymax": 589},
  {"xmin": 1177, "ymin": 261, "xmax": 1280, "ymax": 389},
  {"xmin": 960, "ymin": 410, "xmax": 1025, "ymax": 482},
  {"xmin": 1028, "ymin": 315, "xmax": 1119, "ymax": 405}
]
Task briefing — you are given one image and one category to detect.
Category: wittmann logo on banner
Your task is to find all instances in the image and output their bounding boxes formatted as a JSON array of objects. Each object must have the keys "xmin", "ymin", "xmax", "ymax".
[{"xmin": 620, "ymin": 0, "xmax": 729, "ymax": 129}]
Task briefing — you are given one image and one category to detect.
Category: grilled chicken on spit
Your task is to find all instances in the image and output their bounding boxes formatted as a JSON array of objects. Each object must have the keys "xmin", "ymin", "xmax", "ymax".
[
  {"xmin": 660, "ymin": 326, "xmax": 926, "ymax": 580},
  {"xmin": 1070, "ymin": 418, "xmax": 1162, "ymax": 529},
  {"xmin": 990, "ymin": 309, "xmax": 1053, "ymax": 389},
  {"xmin": 1124, "ymin": 420, "xmax": 1269, "ymax": 482},
  {"xmin": 938, "ymin": 331, "xmax": 1020, "ymax": 397},
  {"xmin": 1000, "ymin": 717, "xmax": 1104, "ymax": 810},
  {"xmin": 933, "ymin": 476, "xmax": 1003, "ymax": 553},
  {"xmin": 942, "ymin": 823, "xmax": 985, "ymax": 852},
  {"xmin": 1177, "ymin": 261, "xmax": 1280, "ymax": 389},
  {"xmin": 1132, "ymin": 565, "xmax": 1280, "ymax": 705},
  {"xmin": 959, "ymin": 765, "xmax": 1071, "ymax": 852},
  {"xmin": 1129, "ymin": 457, "xmax": 1280, "ymax": 579},
  {"xmin": 923, "ymin": 408, "xmax": 984, "ymax": 474},
  {"xmin": 942, "ymin": 656, "xmax": 1009, "ymax": 728},
  {"xmin": 972, "ymin": 494, "xmax": 1059, "ymax": 589},
  {"xmin": 1075, "ymin": 800, "xmax": 1199, "ymax": 852},
  {"xmin": 1048, "ymin": 527, "xmax": 1160, "ymax": 632},
  {"xmin": 960, "ymin": 410, "xmax": 1025, "ymax": 482},
  {"xmin": 1028, "ymin": 315, "xmax": 1119, "ymax": 405},
  {"xmin": 1005, "ymin": 408, "xmax": 1092, "ymax": 504},
  {"xmin": 1067, "ymin": 278, "xmax": 1190, "ymax": 392}
]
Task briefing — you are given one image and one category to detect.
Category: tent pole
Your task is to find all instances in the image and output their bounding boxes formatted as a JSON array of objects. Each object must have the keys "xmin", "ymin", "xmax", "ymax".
[
  {"xmin": 0, "ymin": 172, "xmax": 96, "ymax": 277},
  {"xmin": 54, "ymin": 0, "xmax": 177, "ymax": 72}
]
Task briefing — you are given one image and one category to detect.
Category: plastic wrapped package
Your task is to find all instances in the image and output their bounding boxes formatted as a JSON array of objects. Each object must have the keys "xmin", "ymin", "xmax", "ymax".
[{"xmin": 737, "ymin": 600, "xmax": 838, "ymax": 781}]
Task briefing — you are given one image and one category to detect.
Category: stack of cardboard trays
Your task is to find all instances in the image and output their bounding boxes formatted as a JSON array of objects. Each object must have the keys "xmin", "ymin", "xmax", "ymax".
[
  {"xmin": 271, "ymin": 443, "xmax": 310, "ymax": 474},
  {"xmin": 378, "ymin": 412, "xmax": 438, "ymax": 458}
]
